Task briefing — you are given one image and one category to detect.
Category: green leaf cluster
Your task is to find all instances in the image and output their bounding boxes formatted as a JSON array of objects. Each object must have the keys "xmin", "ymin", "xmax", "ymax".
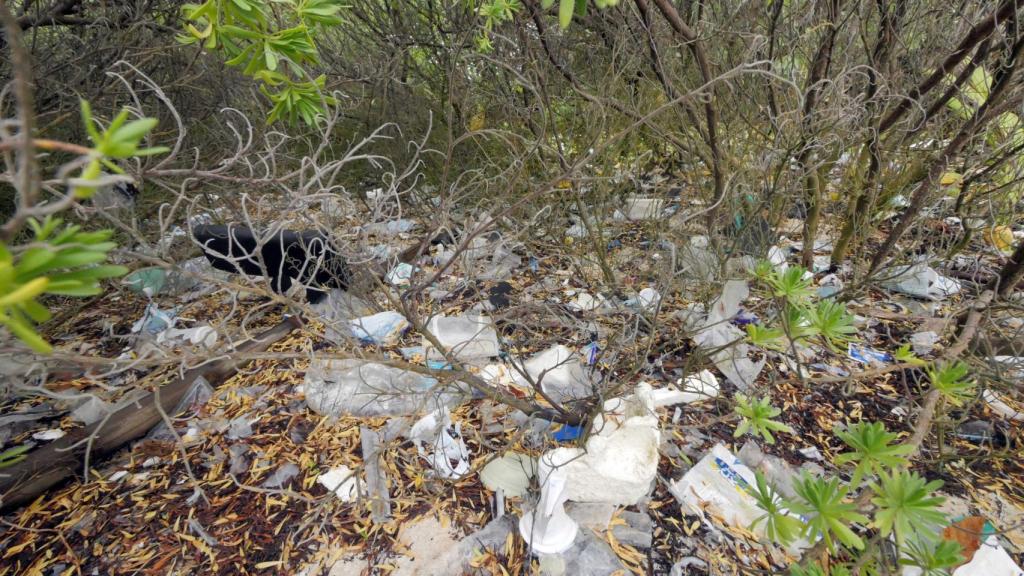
[
  {"xmin": 789, "ymin": 475, "xmax": 869, "ymax": 552},
  {"xmin": 747, "ymin": 263, "xmax": 857, "ymax": 352},
  {"xmin": 733, "ymin": 394, "xmax": 794, "ymax": 444},
  {"xmin": 870, "ymin": 470, "xmax": 946, "ymax": 545},
  {"xmin": 179, "ymin": 0, "xmax": 346, "ymax": 125},
  {"xmin": 834, "ymin": 421, "xmax": 913, "ymax": 488},
  {"xmin": 900, "ymin": 538, "xmax": 964, "ymax": 575},
  {"xmin": 926, "ymin": 361, "xmax": 976, "ymax": 406},
  {"xmin": 1, "ymin": 217, "xmax": 128, "ymax": 352},
  {"xmin": 751, "ymin": 472, "xmax": 804, "ymax": 545},
  {"xmin": 747, "ymin": 418, "xmax": 954, "ymax": 573},
  {"xmin": 76, "ymin": 100, "xmax": 168, "ymax": 198}
]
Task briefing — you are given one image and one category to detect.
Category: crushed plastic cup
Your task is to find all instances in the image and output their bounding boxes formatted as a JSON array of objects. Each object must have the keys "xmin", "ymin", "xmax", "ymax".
[
  {"xmin": 431, "ymin": 422, "xmax": 471, "ymax": 479},
  {"xmin": 424, "ymin": 314, "xmax": 501, "ymax": 361},
  {"xmin": 363, "ymin": 219, "xmax": 416, "ymax": 236},
  {"xmin": 818, "ymin": 274, "xmax": 843, "ymax": 298},
  {"xmin": 768, "ymin": 245, "xmax": 789, "ymax": 270},
  {"xmin": 156, "ymin": 326, "xmax": 218, "ymax": 347},
  {"xmin": 409, "ymin": 406, "xmax": 470, "ymax": 479},
  {"xmin": 303, "ymin": 359, "xmax": 451, "ymax": 417},
  {"xmin": 624, "ymin": 288, "xmax": 661, "ymax": 312},
  {"xmin": 566, "ymin": 291, "xmax": 608, "ymax": 312},
  {"xmin": 124, "ymin": 267, "xmax": 166, "ymax": 296}
]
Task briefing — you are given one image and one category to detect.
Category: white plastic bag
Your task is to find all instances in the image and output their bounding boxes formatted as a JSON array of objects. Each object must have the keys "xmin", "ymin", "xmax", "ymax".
[
  {"xmin": 670, "ymin": 443, "xmax": 764, "ymax": 532},
  {"xmin": 349, "ymin": 311, "xmax": 409, "ymax": 345}
]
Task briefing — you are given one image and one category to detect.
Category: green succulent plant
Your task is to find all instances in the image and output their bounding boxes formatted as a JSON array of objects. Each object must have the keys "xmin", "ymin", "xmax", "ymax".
[
  {"xmin": 926, "ymin": 361, "xmax": 976, "ymax": 407},
  {"xmin": 751, "ymin": 471, "xmax": 805, "ymax": 545},
  {"xmin": 809, "ymin": 299, "xmax": 858, "ymax": 349},
  {"xmin": 789, "ymin": 475, "xmax": 869, "ymax": 552},
  {"xmin": 870, "ymin": 470, "xmax": 947, "ymax": 545},
  {"xmin": 746, "ymin": 323, "xmax": 786, "ymax": 349},
  {"xmin": 834, "ymin": 421, "xmax": 913, "ymax": 488},
  {"xmin": 899, "ymin": 537, "xmax": 964, "ymax": 575},
  {"xmin": 894, "ymin": 343, "xmax": 928, "ymax": 366},
  {"xmin": 781, "ymin": 302, "xmax": 819, "ymax": 341},
  {"xmin": 76, "ymin": 100, "xmax": 168, "ymax": 198},
  {"xmin": 767, "ymin": 265, "xmax": 814, "ymax": 300},
  {"xmin": 734, "ymin": 394, "xmax": 794, "ymax": 444}
]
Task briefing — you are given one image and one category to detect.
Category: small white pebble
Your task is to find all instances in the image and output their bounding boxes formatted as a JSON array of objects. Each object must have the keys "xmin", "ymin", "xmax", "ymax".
[
  {"xmin": 798, "ymin": 447, "xmax": 823, "ymax": 460},
  {"xmin": 32, "ymin": 429, "xmax": 65, "ymax": 441}
]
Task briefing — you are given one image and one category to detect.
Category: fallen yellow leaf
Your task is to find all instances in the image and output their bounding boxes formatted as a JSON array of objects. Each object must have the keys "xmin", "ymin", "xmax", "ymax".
[
  {"xmin": 984, "ymin": 225, "xmax": 1014, "ymax": 252},
  {"xmin": 940, "ymin": 172, "xmax": 962, "ymax": 186}
]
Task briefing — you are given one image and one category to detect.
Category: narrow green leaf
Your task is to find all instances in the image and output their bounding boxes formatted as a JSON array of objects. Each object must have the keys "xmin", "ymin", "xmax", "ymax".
[{"xmin": 559, "ymin": 0, "xmax": 573, "ymax": 28}]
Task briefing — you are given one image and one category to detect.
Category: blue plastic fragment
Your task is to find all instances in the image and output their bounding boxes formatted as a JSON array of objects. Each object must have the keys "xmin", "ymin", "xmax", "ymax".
[
  {"xmin": 732, "ymin": 310, "xmax": 758, "ymax": 326},
  {"xmin": 583, "ymin": 341, "xmax": 600, "ymax": 365},
  {"xmin": 848, "ymin": 343, "xmax": 892, "ymax": 364},
  {"xmin": 426, "ymin": 360, "xmax": 453, "ymax": 370},
  {"xmin": 552, "ymin": 424, "xmax": 583, "ymax": 441},
  {"xmin": 817, "ymin": 285, "xmax": 840, "ymax": 298}
]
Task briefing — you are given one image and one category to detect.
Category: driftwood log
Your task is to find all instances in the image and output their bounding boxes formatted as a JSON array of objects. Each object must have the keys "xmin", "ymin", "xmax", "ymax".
[{"xmin": 0, "ymin": 317, "xmax": 300, "ymax": 513}]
